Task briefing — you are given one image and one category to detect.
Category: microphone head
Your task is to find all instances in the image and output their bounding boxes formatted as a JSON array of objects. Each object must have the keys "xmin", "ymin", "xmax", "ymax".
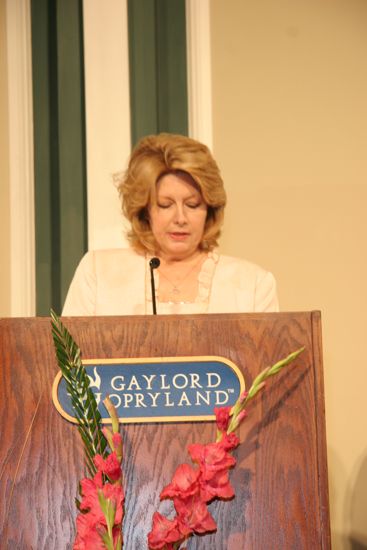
[{"xmin": 149, "ymin": 257, "xmax": 160, "ymax": 269}]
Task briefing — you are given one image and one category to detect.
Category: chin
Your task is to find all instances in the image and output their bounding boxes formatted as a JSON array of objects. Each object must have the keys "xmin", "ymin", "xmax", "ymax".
[{"xmin": 162, "ymin": 246, "xmax": 196, "ymax": 260}]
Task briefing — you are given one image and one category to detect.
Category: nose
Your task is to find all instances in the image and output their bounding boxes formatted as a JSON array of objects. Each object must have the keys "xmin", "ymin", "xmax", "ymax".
[{"xmin": 174, "ymin": 203, "xmax": 187, "ymax": 226}]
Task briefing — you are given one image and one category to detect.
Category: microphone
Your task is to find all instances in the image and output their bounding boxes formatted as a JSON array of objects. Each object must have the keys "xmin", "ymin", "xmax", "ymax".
[{"xmin": 149, "ymin": 257, "xmax": 160, "ymax": 315}]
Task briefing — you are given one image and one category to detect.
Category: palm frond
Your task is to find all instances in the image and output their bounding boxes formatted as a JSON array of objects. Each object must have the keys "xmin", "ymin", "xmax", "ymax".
[{"xmin": 51, "ymin": 310, "xmax": 108, "ymax": 475}]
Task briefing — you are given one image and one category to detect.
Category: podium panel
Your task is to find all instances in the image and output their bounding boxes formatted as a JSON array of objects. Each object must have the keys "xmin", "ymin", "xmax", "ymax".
[{"xmin": 0, "ymin": 312, "xmax": 330, "ymax": 549}]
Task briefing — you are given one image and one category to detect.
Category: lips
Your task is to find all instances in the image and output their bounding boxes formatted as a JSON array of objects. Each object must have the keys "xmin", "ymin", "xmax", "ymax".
[{"xmin": 168, "ymin": 232, "xmax": 189, "ymax": 240}]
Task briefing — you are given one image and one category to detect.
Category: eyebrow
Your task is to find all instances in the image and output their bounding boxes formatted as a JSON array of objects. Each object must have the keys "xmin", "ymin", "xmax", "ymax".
[{"xmin": 157, "ymin": 192, "xmax": 201, "ymax": 200}]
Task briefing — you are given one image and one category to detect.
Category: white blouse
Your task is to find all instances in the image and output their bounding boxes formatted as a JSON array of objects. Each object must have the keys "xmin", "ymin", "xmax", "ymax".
[{"xmin": 62, "ymin": 248, "xmax": 279, "ymax": 316}]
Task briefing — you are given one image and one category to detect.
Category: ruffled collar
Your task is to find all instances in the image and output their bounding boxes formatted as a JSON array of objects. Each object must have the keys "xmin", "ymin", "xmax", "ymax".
[{"xmin": 145, "ymin": 250, "xmax": 219, "ymax": 310}]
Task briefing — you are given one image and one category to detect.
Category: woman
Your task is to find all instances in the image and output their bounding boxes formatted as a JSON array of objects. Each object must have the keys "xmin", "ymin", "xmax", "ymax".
[{"xmin": 62, "ymin": 133, "xmax": 278, "ymax": 315}]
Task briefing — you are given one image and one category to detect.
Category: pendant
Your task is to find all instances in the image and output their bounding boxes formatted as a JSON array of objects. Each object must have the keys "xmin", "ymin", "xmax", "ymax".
[{"xmin": 171, "ymin": 287, "xmax": 180, "ymax": 295}]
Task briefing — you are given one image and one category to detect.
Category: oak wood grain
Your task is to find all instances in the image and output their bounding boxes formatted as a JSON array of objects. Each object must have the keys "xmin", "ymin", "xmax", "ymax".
[{"xmin": 0, "ymin": 312, "xmax": 330, "ymax": 549}]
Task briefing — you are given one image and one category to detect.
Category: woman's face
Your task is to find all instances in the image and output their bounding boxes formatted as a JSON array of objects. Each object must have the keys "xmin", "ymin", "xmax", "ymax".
[{"xmin": 148, "ymin": 172, "xmax": 208, "ymax": 261}]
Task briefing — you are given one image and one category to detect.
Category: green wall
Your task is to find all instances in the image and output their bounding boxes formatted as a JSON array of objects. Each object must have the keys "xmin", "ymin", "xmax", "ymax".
[
  {"xmin": 31, "ymin": 0, "xmax": 87, "ymax": 315},
  {"xmin": 128, "ymin": 0, "xmax": 188, "ymax": 145}
]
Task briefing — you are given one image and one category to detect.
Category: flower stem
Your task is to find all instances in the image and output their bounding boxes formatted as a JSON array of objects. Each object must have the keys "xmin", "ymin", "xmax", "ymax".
[{"xmin": 227, "ymin": 347, "xmax": 304, "ymax": 433}]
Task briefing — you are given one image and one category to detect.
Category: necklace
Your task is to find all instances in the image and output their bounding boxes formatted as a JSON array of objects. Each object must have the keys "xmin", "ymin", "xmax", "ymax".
[
  {"xmin": 144, "ymin": 250, "xmax": 218, "ymax": 312},
  {"xmin": 157, "ymin": 253, "xmax": 206, "ymax": 298}
]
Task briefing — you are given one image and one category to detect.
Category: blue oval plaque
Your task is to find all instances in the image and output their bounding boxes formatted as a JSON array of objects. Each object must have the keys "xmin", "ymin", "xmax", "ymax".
[{"xmin": 52, "ymin": 355, "xmax": 245, "ymax": 424}]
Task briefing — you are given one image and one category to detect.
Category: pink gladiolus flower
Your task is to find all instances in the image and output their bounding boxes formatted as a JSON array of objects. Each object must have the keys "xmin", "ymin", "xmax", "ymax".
[
  {"xmin": 74, "ymin": 514, "xmax": 107, "ymax": 549},
  {"xmin": 200, "ymin": 467, "xmax": 235, "ymax": 502},
  {"xmin": 214, "ymin": 406, "xmax": 231, "ymax": 432},
  {"xmin": 175, "ymin": 496, "xmax": 217, "ymax": 534},
  {"xmin": 219, "ymin": 432, "xmax": 240, "ymax": 452},
  {"xmin": 187, "ymin": 442, "xmax": 236, "ymax": 503},
  {"xmin": 75, "ymin": 470, "xmax": 124, "ymax": 549},
  {"xmin": 94, "ymin": 451, "xmax": 122, "ymax": 482},
  {"xmin": 101, "ymin": 483, "xmax": 125, "ymax": 525},
  {"xmin": 148, "ymin": 512, "xmax": 182, "ymax": 549},
  {"xmin": 79, "ymin": 471, "xmax": 104, "ymax": 516},
  {"xmin": 189, "ymin": 442, "xmax": 236, "ymax": 477},
  {"xmin": 238, "ymin": 409, "xmax": 248, "ymax": 423},
  {"xmin": 74, "ymin": 515, "xmax": 123, "ymax": 550},
  {"xmin": 160, "ymin": 463, "xmax": 200, "ymax": 500},
  {"xmin": 240, "ymin": 390, "xmax": 249, "ymax": 402},
  {"xmin": 112, "ymin": 432, "xmax": 123, "ymax": 448}
]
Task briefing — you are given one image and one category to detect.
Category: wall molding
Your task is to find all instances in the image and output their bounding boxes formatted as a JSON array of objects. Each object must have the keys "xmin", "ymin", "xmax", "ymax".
[
  {"xmin": 6, "ymin": 0, "xmax": 35, "ymax": 316},
  {"xmin": 186, "ymin": 0, "xmax": 213, "ymax": 150},
  {"xmin": 83, "ymin": 0, "xmax": 131, "ymax": 251}
]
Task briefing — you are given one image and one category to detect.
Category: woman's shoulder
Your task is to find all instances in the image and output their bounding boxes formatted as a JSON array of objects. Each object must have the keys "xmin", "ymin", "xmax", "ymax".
[
  {"xmin": 216, "ymin": 252, "xmax": 271, "ymax": 278},
  {"xmin": 212, "ymin": 251, "xmax": 279, "ymax": 312},
  {"xmin": 81, "ymin": 247, "xmax": 145, "ymax": 267},
  {"xmin": 73, "ymin": 248, "xmax": 146, "ymax": 286}
]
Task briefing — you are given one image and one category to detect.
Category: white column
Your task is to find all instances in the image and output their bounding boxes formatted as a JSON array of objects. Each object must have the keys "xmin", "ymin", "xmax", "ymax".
[
  {"xmin": 186, "ymin": 0, "xmax": 213, "ymax": 150},
  {"xmin": 83, "ymin": 0, "xmax": 131, "ymax": 250},
  {"xmin": 6, "ymin": 0, "xmax": 35, "ymax": 316}
]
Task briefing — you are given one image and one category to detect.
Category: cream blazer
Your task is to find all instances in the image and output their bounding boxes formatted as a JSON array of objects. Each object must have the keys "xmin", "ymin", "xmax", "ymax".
[{"xmin": 62, "ymin": 248, "xmax": 279, "ymax": 316}]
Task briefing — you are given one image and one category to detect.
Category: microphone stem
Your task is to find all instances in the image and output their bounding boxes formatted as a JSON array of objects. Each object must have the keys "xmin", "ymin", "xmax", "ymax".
[{"xmin": 150, "ymin": 265, "xmax": 157, "ymax": 315}]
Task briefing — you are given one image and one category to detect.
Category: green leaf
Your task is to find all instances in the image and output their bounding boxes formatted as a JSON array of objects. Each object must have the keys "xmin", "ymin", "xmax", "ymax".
[{"xmin": 50, "ymin": 309, "xmax": 108, "ymax": 475}]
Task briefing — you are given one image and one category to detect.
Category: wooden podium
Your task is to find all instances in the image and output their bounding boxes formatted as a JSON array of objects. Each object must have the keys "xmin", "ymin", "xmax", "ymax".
[{"xmin": 0, "ymin": 312, "xmax": 330, "ymax": 549}]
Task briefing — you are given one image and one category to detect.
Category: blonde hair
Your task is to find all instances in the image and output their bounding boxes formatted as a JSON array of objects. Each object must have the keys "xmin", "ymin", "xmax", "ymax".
[{"xmin": 118, "ymin": 133, "xmax": 226, "ymax": 254}]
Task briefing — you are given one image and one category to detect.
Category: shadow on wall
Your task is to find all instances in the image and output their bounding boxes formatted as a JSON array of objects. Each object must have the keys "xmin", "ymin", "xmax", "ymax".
[
  {"xmin": 350, "ymin": 539, "xmax": 367, "ymax": 550},
  {"xmin": 330, "ymin": 446, "xmax": 367, "ymax": 550},
  {"xmin": 348, "ymin": 452, "xmax": 367, "ymax": 550},
  {"xmin": 328, "ymin": 446, "xmax": 347, "ymax": 550},
  {"xmin": 328, "ymin": 446, "xmax": 367, "ymax": 550}
]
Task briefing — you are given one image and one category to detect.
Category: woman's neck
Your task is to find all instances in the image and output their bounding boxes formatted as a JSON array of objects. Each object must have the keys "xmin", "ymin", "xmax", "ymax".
[
  {"xmin": 154, "ymin": 251, "xmax": 207, "ymax": 303},
  {"xmin": 158, "ymin": 249, "xmax": 203, "ymax": 266}
]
